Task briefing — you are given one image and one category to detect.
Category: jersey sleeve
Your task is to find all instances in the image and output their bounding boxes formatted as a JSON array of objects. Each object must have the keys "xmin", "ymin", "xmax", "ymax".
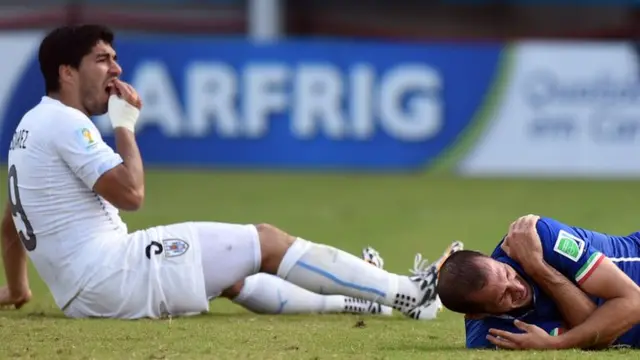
[
  {"xmin": 53, "ymin": 114, "xmax": 123, "ymax": 190},
  {"xmin": 537, "ymin": 217, "xmax": 606, "ymax": 286},
  {"xmin": 465, "ymin": 317, "xmax": 565, "ymax": 349},
  {"xmin": 465, "ymin": 318, "xmax": 495, "ymax": 349}
]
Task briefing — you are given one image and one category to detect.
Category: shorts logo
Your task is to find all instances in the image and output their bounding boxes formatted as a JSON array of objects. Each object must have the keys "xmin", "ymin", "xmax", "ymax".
[
  {"xmin": 162, "ymin": 239, "xmax": 189, "ymax": 258},
  {"xmin": 553, "ymin": 230, "xmax": 585, "ymax": 262}
]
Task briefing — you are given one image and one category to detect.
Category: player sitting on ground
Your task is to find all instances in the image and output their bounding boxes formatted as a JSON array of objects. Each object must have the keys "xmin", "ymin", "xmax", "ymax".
[
  {"xmin": 0, "ymin": 24, "xmax": 447, "ymax": 320},
  {"xmin": 436, "ymin": 215, "xmax": 640, "ymax": 350}
]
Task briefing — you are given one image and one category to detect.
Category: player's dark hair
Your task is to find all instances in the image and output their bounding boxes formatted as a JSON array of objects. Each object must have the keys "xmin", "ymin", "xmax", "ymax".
[
  {"xmin": 436, "ymin": 250, "xmax": 490, "ymax": 314},
  {"xmin": 38, "ymin": 24, "xmax": 115, "ymax": 94}
]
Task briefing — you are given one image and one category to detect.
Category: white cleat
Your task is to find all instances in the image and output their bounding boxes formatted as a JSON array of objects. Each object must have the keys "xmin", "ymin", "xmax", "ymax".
[
  {"xmin": 396, "ymin": 241, "xmax": 465, "ymax": 320},
  {"xmin": 342, "ymin": 246, "xmax": 393, "ymax": 316},
  {"xmin": 362, "ymin": 246, "xmax": 385, "ymax": 269}
]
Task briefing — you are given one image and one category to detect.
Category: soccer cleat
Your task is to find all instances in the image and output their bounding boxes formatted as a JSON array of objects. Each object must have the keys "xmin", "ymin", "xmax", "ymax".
[
  {"xmin": 342, "ymin": 246, "xmax": 393, "ymax": 316},
  {"xmin": 362, "ymin": 246, "xmax": 384, "ymax": 269},
  {"xmin": 343, "ymin": 296, "xmax": 393, "ymax": 315},
  {"xmin": 396, "ymin": 241, "xmax": 465, "ymax": 320}
]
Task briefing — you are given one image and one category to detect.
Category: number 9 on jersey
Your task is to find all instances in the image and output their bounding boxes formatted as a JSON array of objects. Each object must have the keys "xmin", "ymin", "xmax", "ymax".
[{"xmin": 7, "ymin": 164, "xmax": 37, "ymax": 251}]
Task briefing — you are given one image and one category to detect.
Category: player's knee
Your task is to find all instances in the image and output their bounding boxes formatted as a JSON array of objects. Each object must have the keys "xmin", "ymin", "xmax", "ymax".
[
  {"xmin": 254, "ymin": 223, "xmax": 295, "ymax": 273},
  {"xmin": 255, "ymin": 223, "xmax": 294, "ymax": 246},
  {"xmin": 221, "ymin": 280, "xmax": 245, "ymax": 299}
]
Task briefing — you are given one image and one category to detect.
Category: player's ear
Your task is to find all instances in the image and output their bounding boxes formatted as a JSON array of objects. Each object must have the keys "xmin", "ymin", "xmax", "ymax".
[
  {"xmin": 59, "ymin": 65, "xmax": 75, "ymax": 85},
  {"xmin": 464, "ymin": 313, "xmax": 487, "ymax": 320}
]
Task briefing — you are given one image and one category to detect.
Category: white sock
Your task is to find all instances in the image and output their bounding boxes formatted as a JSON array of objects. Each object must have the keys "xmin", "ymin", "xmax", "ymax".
[
  {"xmin": 232, "ymin": 273, "xmax": 351, "ymax": 314},
  {"xmin": 276, "ymin": 238, "xmax": 423, "ymax": 308}
]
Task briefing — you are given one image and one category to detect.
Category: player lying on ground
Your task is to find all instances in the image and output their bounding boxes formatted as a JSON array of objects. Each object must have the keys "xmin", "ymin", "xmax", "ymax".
[
  {"xmin": 1, "ymin": 24, "xmax": 448, "ymax": 320},
  {"xmin": 436, "ymin": 215, "xmax": 640, "ymax": 350}
]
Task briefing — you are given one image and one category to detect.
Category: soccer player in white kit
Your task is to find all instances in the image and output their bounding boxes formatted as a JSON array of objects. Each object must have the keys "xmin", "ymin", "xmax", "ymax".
[{"xmin": 0, "ymin": 25, "xmax": 456, "ymax": 320}]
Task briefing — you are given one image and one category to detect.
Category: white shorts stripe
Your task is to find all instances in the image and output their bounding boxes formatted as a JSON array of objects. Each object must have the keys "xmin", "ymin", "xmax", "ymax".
[{"xmin": 609, "ymin": 257, "xmax": 640, "ymax": 262}]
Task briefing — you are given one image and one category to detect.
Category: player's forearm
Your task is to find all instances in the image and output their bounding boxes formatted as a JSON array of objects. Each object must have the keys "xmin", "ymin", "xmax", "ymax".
[
  {"xmin": 553, "ymin": 297, "xmax": 640, "ymax": 349},
  {"xmin": 1, "ymin": 230, "xmax": 28, "ymax": 293},
  {"xmin": 528, "ymin": 261, "xmax": 597, "ymax": 329},
  {"xmin": 113, "ymin": 128, "xmax": 144, "ymax": 192}
]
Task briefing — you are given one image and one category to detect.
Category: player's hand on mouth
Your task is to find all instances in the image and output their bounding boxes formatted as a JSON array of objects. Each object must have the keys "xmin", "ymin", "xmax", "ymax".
[{"xmin": 111, "ymin": 79, "xmax": 142, "ymax": 109}]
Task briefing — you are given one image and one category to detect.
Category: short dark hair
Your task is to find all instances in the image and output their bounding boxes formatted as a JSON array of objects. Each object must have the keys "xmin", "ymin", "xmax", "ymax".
[
  {"xmin": 437, "ymin": 250, "xmax": 490, "ymax": 314},
  {"xmin": 38, "ymin": 24, "xmax": 115, "ymax": 94}
]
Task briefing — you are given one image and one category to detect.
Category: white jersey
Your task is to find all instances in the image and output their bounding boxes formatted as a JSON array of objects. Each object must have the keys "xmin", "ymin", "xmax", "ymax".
[{"xmin": 7, "ymin": 96, "xmax": 128, "ymax": 310}]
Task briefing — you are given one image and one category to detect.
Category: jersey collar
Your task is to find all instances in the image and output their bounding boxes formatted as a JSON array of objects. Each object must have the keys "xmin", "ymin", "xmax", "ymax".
[{"xmin": 40, "ymin": 96, "xmax": 89, "ymax": 119}]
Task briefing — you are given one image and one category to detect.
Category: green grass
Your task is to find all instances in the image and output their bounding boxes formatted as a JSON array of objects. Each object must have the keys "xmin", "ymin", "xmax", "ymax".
[{"xmin": 1, "ymin": 170, "xmax": 639, "ymax": 359}]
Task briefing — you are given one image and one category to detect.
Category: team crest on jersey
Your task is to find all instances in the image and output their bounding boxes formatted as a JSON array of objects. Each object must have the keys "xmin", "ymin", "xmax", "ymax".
[
  {"xmin": 162, "ymin": 239, "xmax": 189, "ymax": 258},
  {"xmin": 553, "ymin": 230, "xmax": 585, "ymax": 262},
  {"xmin": 76, "ymin": 127, "xmax": 98, "ymax": 151}
]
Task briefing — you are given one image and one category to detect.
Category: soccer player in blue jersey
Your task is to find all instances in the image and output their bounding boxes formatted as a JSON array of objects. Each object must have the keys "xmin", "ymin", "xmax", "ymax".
[{"xmin": 436, "ymin": 214, "xmax": 640, "ymax": 350}]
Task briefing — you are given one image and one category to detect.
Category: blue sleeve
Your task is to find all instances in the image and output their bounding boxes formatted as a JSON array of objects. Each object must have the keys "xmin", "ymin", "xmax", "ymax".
[
  {"xmin": 466, "ymin": 317, "xmax": 567, "ymax": 349},
  {"xmin": 537, "ymin": 217, "xmax": 606, "ymax": 285},
  {"xmin": 466, "ymin": 318, "xmax": 495, "ymax": 349}
]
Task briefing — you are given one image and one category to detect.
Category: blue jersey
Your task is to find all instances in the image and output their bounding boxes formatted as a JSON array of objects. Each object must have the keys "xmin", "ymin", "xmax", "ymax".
[{"xmin": 466, "ymin": 217, "xmax": 640, "ymax": 349}]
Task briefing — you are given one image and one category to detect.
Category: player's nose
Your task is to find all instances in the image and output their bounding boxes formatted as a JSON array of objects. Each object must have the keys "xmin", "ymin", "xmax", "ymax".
[
  {"xmin": 507, "ymin": 279, "xmax": 522, "ymax": 293},
  {"xmin": 109, "ymin": 62, "xmax": 122, "ymax": 77}
]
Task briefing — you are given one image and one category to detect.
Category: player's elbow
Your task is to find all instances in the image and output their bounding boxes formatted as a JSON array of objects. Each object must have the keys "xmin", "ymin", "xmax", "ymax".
[
  {"xmin": 1, "ymin": 212, "xmax": 17, "ymax": 239},
  {"xmin": 627, "ymin": 289, "xmax": 640, "ymax": 322},
  {"xmin": 616, "ymin": 284, "xmax": 640, "ymax": 316},
  {"xmin": 608, "ymin": 288, "xmax": 640, "ymax": 341},
  {"xmin": 0, "ymin": 219, "xmax": 20, "ymax": 250},
  {"xmin": 1, "ymin": 216, "xmax": 12, "ymax": 235},
  {"xmin": 119, "ymin": 187, "xmax": 144, "ymax": 211},
  {"xmin": 595, "ymin": 292, "xmax": 640, "ymax": 349}
]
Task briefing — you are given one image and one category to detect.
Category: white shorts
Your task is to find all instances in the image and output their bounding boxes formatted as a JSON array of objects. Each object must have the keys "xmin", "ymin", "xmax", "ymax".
[{"xmin": 63, "ymin": 221, "xmax": 261, "ymax": 319}]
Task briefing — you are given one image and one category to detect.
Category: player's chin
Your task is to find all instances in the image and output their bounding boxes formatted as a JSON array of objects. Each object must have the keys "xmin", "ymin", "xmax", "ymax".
[
  {"xmin": 93, "ymin": 100, "xmax": 109, "ymax": 116},
  {"xmin": 96, "ymin": 91, "xmax": 111, "ymax": 114}
]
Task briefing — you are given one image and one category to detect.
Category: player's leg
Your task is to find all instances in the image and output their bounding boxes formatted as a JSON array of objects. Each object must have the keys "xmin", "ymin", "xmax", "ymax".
[
  {"xmin": 241, "ymin": 222, "xmax": 459, "ymax": 319},
  {"xmin": 221, "ymin": 274, "xmax": 389, "ymax": 315},
  {"xmin": 253, "ymin": 223, "xmax": 441, "ymax": 318},
  {"xmin": 222, "ymin": 247, "xmax": 393, "ymax": 316},
  {"xmin": 194, "ymin": 221, "xmax": 459, "ymax": 319},
  {"xmin": 261, "ymin": 228, "xmax": 464, "ymax": 320}
]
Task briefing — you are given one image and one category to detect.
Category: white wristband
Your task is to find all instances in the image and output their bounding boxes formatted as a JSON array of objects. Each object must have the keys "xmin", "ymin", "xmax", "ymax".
[{"xmin": 108, "ymin": 95, "xmax": 140, "ymax": 133}]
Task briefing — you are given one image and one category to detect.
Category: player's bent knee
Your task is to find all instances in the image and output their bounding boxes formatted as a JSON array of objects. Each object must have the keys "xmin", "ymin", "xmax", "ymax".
[
  {"xmin": 254, "ymin": 223, "xmax": 295, "ymax": 273},
  {"xmin": 255, "ymin": 223, "xmax": 294, "ymax": 246},
  {"xmin": 220, "ymin": 280, "xmax": 245, "ymax": 299}
]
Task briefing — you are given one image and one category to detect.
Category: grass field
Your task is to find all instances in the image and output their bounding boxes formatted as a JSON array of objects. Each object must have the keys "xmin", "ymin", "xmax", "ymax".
[{"xmin": 1, "ymin": 170, "xmax": 639, "ymax": 359}]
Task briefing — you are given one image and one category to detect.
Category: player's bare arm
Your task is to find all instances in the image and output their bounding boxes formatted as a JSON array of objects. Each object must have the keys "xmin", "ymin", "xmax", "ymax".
[
  {"xmin": 491, "ymin": 215, "xmax": 640, "ymax": 350},
  {"xmin": 489, "ymin": 257, "xmax": 640, "ymax": 350},
  {"xmin": 546, "ymin": 258, "xmax": 640, "ymax": 349},
  {"xmin": 93, "ymin": 79, "xmax": 145, "ymax": 211},
  {"xmin": 0, "ymin": 200, "xmax": 31, "ymax": 308},
  {"xmin": 500, "ymin": 215, "xmax": 597, "ymax": 328}
]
